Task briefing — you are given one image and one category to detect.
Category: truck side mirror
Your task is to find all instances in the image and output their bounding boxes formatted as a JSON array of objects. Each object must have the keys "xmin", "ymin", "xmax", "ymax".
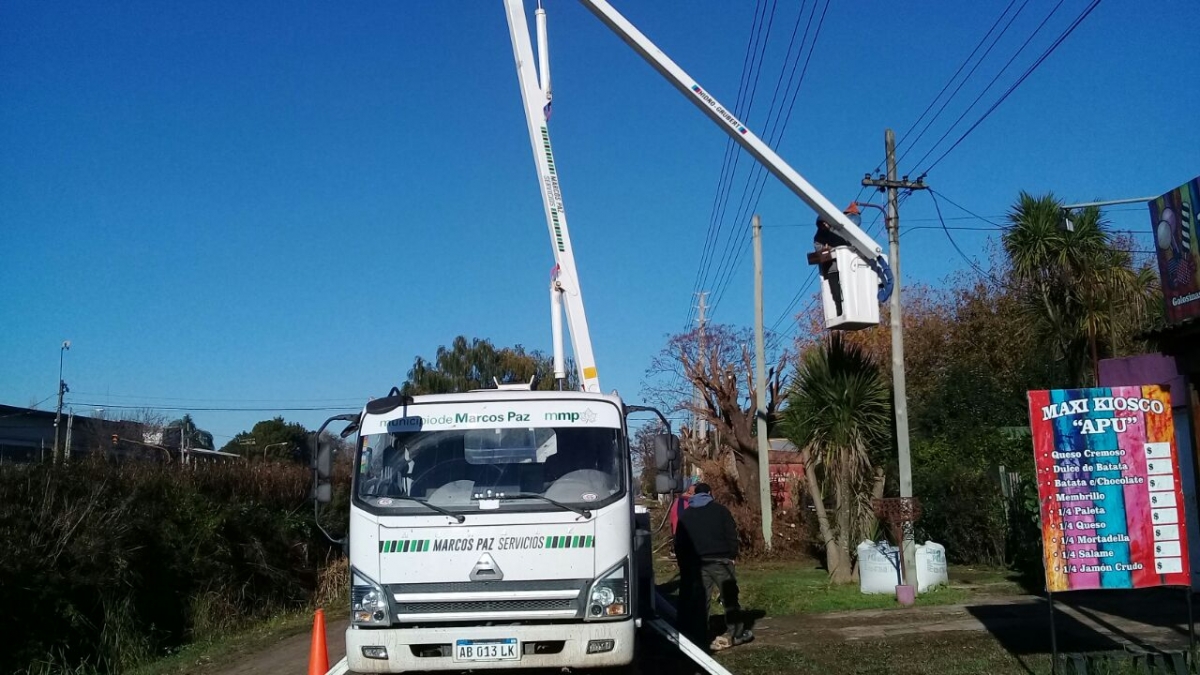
[
  {"xmin": 652, "ymin": 434, "xmax": 682, "ymax": 494},
  {"xmin": 313, "ymin": 482, "xmax": 332, "ymax": 504},
  {"xmin": 313, "ymin": 432, "xmax": 333, "ymax": 481},
  {"xmin": 310, "ymin": 414, "xmax": 359, "ymax": 533},
  {"xmin": 654, "ymin": 474, "xmax": 678, "ymax": 495},
  {"xmin": 309, "ymin": 430, "xmax": 334, "ymax": 504}
]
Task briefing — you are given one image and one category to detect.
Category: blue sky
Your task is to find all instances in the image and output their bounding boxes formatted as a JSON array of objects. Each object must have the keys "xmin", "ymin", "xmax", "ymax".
[{"xmin": 2, "ymin": 0, "xmax": 1197, "ymax": 444}]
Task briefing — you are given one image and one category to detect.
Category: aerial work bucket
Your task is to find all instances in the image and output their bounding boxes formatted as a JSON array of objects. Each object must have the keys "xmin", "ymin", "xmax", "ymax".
[{"xmin": 818, "ymin": 247, "xmax": 884, "ymax": 330}]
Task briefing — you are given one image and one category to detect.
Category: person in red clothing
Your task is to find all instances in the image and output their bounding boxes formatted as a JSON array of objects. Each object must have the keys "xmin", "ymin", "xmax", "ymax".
[{"xmin": 668, "ymin": 479, "xmax": 696, "ymax": 537}]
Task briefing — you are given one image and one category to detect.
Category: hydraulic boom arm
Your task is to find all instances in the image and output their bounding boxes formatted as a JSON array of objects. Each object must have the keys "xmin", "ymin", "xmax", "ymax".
[
  {"xmin": 504, "ymin": 1, "xmax": 889, "ymax": 391},
  {"xmin": 504, "ymin": 0, "xmax": 601, "ymax": 393},
  {"xmin": 575, "ymin": 0, "xmax": 886, "ymax": 265}
]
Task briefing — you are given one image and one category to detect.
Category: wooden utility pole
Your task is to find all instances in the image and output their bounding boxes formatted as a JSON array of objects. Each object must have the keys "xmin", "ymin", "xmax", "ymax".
[
  {"xmin": 862, "ymin": 129, "xmax": 927, "ymax": 586},
  {"xmin": 694, "ymin": 292, "xmax": 709, "ymax": 451},
  {"xmin": 753, "ymin": 214, "xmax": 772, "ymax": 550}
]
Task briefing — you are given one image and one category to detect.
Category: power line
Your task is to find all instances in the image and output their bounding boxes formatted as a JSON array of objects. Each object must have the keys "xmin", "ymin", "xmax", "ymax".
[
  {"xmin": 769, "ymin": 291, "xmax": 823, "ymax": 352},
  {"xmin": 918, "ymin": 0, "xmax": 1105, "ymax": 176},
  {"xmin": 904, "ymin": 223, "xmax": 1148, "ymax": 235},
  {"xmin": 897, "ymin": 0, "xmax": 1034, "ymax": 166},
  {"xmin": 689, "ymin": 0, "xmax": 781, "ymax": 325},
  {"xmin": 895, "ymin": 0, "xmax": 1023, "ymax": 161},
  {"xmin": 708, "ymin": 0, "xmax": 832, "ymax": 316},
  {"xmin": 69, "ymin": 391, "xmax": 368, "ymax": 404},
  {"xmin": 909, "ymin": 0, "xmax": 1066, "ymax": 171},
  {"xmin": 769, "ymin": 273, "xmax": 816, "ymax": 333},
  {"xmin": 930, "ymin": 189, "xmax": 1007, "ymax": 226},
  {"xmin": 678, "ymin": 0, "xmax": 780, "ymax": 394},
  {"xmin": 0, "ymin": 396, "xmax": 56, "ymax": 418},
  {"xmin": 70, "ymin": 402, "xmax": 359, "ymax": 413},
  {"xmin": 688, "ymin": 0, "xmax": 774, "ymax": 328},
  {"xmin": 851, "ymin": 0, "xmax": 1025, "ymax": 208},
  {"xmin": 928, "ymin": 190, "xmax": 1023, "ymax": 291},
  {"xmin": 703, "ymin": 0, "xmax": 813, "ymax": 317}
]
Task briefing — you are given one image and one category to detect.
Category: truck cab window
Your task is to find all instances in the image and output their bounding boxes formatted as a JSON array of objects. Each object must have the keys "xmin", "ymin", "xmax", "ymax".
[{"xmin": 354, "ymin": 426, "xmax": 623, "ymax": 512}]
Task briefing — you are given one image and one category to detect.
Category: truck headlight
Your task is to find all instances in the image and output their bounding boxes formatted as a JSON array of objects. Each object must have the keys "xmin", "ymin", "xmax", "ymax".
[
  {"xmin": 351, "ymin": 568, "xmax": 390, "ymax": 627},
  {"xmin": 587, "ymin": 559, "xmax": 629, "ymax": 620}
]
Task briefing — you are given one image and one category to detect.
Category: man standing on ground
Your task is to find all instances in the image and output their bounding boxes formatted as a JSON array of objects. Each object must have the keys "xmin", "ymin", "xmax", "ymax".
[{"xmin": 674, "ymin": 483, "xmax": 753, "ymax": 650}]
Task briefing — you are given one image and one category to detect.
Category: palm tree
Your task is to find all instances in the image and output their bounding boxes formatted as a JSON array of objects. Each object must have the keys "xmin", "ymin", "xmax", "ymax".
[
  {"xmin": 782, "ymin": 334, "xmax": 891, "ymax": 584},
  {"xmin": 1003, "ymin": 192, "xmax": 1155, "ymax": 386}
]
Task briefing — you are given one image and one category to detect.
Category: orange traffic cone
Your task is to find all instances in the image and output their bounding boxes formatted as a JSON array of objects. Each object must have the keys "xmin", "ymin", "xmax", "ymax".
[{"xmin": 308, "ymin": 609, "xmax": 329, "ymax": 675}]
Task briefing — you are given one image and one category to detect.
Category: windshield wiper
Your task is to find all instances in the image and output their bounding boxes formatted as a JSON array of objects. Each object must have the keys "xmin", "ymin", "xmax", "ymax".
[
  {"xmin": 499, "ymin": 493, "xmax": 593, "ymax": 519},
  {"xmin": 380, "ymin": 495, "xmax": 465, "ymax": 523}
]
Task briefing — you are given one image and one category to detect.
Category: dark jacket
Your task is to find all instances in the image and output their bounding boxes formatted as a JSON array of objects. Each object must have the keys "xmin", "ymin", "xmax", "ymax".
[{"xmin": 675, "ymin": 496, "xmax": 739, "ymax": 563}]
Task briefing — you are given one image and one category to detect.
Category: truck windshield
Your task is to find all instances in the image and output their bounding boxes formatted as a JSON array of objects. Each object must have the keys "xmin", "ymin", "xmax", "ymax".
[{"xmin": 355, "ymin": 426, "xmax": 624, "ymax": 512}]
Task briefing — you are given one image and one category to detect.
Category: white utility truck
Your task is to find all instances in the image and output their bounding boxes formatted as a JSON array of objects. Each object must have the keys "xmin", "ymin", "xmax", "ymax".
[
  {"xmin": 312, "ymin": 1, "xmax": 890, "ymax": 672},
  {"xmin": 314, "ymin": 389, "xmax": 665, "ymax": 672}
]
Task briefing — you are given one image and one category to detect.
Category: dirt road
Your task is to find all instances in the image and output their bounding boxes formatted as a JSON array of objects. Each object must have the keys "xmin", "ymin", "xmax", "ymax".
[
  {"xmin": 199, "ymin": 589, "xmax": 1194, "ymax": 674},
  {"xmin": 211, "ymin": 618, "xmax": 700, "ymax": 675},
  {"xmin": 745, "ymin": 588, "xmax": 1193, "ymax": 655},
  {"xmin": 207, "ymin": 617, "xmax": 348, "ymax": 675}
]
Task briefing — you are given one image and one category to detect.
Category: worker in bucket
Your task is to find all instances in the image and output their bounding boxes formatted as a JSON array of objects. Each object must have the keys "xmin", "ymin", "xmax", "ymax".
[{"xmin": 674, "ymin": 482, "xmax": 754, "ymax": 650}]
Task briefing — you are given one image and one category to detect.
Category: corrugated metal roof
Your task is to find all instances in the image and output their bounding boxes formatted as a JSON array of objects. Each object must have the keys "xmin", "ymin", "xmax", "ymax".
[{"xmin": 768, "ymin": 438, "xmax": 798, "ymax": 452}]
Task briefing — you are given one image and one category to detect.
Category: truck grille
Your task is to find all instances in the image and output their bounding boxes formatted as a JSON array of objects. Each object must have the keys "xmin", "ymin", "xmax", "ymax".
[
  {"xmin": 396, "ymin": 598, "xmax": 575, "ymax": 614},
  {"xmin": 385, "ymin": 579, "xmax": 588, "ymax": 619},
  {"xmin": 389, "ymin": 579, "xmax": 585, "ymax": 594}
]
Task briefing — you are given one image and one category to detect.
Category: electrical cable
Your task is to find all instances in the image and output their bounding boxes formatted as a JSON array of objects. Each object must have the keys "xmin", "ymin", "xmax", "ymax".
[
  {"xmin": 69, "ymin": 402, "xmax": 359, "ymax": 413},
  {"xmin": 708, "ymin": 0, "xmax": 832, "ymax": 315},
  {"xmin": 703, "ymin": 0, "xmax": 812, "ymax": 316},
  {"xmin": 689, "ymin": 0, "xmax": 780, "ymax": 324},
  {"xmin": 897, "ymin": 0, "xmax": 1035, "ymax": 166},
  {"xmin": 928, "ymin": 190, "xmax": 1021, "ymax": 291},
  {"xmin": 851, "ymin": 0, "xmax": 1026, "ymax": 207},
  {"xmin": 687, "ymin": 0, "xmax": 773, "ymax": 327},
  {"xmin": 917, "ymin": 0, "xmax": 1104, "ymax": 176}
]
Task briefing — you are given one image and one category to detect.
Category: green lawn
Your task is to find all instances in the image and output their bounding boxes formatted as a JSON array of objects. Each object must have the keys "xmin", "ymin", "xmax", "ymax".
[
  {"xmin": 737, "ymin": 561, "xmax": 975, "ymax": 615},
  {"xmin": 657, "ymin": 558, "xmax": 1026, "ymax": 617}
]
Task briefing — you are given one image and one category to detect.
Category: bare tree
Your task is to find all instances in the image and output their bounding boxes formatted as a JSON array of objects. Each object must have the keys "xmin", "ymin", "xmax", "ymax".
[{"xmin": 643, "ymin": 325, "xmax": 789, "ymax": 503}]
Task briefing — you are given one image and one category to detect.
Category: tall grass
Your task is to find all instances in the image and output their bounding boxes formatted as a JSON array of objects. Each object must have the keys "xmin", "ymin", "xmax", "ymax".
[{"xmin": 0, "ymin": 457, "xmax": 348, "ymax": 674}]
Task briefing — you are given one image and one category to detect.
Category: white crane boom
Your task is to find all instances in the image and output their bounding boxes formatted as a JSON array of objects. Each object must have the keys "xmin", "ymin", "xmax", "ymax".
[
  {"xmin": 575, "ymin": 0, "xmax": 887, "ymax": 265},
  {"xmin": 503, "ymin": 0, "xmax": 601, "ymax": 393},
  {"xmin": 504, "ymin": 0, "xmax": 890, "ymax": 390}
]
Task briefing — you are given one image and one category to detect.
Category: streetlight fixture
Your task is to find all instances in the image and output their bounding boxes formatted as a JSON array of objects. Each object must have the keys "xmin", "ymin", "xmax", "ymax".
[
  {"xmin": 261, "ymin": 441, "xmax": 292, "ymax": 461},
  {"xmin": 53, "ymin": 340, "xmax": 71, "ymax": 463},
  {"xmin": 1060, "ymin": 196, "xmax": 1155, "ymax": 232}
]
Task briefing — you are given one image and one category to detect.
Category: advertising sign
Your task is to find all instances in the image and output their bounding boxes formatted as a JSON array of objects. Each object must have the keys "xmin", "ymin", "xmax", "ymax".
[
  {"xmin": 1150, "ymin": 176, "xmax": 1200, "ymax": 324},
  {"xmin": 1028, "ymin": 385, "xmax": 1189, "ymax": 591}
]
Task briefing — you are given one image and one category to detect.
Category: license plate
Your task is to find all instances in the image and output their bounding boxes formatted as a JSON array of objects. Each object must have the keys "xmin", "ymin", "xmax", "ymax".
[{"xmin": 454, "ymin": 638, "xmax": 520, "ymax": 662}]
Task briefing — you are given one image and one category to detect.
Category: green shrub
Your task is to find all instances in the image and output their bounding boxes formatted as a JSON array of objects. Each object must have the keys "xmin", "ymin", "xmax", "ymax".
[
  {"xmin": 0, "ymin": 458, "xmax": 346, "ymax": 674},
  {"xmin": 910, "ymin": 433, "xmax": 1035, "ymax": 567}
]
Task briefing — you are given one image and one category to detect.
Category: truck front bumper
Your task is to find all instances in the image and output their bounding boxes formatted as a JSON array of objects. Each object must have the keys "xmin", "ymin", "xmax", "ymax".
[{"xmin": 345, "ymin": 619, "xmax": 635, "ymax": 673}]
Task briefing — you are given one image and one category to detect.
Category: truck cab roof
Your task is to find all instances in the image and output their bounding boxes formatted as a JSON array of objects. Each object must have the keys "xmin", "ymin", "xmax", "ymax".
[{"xmin": 359, "ymin": 388, "xmax": 626, "ymax": 422}]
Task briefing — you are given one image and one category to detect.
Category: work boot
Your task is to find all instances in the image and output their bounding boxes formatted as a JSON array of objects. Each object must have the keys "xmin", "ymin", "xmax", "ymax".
[{"xmin": 731, "ymin": 629, "xmax": 754, "ymax": 646}]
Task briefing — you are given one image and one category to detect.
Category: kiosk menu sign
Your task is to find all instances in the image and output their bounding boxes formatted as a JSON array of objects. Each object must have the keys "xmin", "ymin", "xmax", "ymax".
[{"xmin": 1028, "ymin": 385, "xmax": 1189, "ymax": 592}]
